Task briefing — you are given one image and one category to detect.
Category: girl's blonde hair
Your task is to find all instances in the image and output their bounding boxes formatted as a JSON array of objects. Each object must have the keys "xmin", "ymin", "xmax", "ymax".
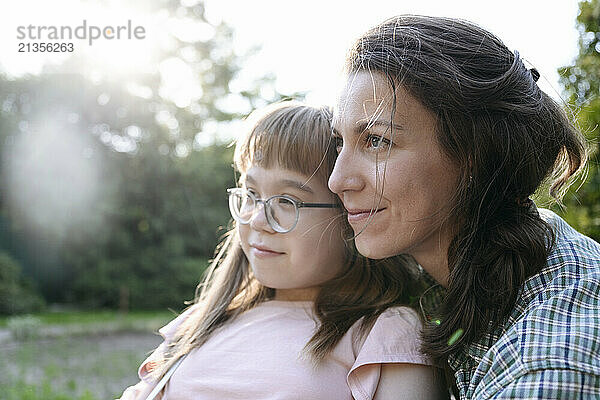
[{"xmin": 152, "ymin": 101, "xmax": 421, "ymax": 378}]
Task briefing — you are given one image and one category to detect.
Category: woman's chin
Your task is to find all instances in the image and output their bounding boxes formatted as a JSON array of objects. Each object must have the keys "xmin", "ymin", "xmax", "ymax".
[{"xmin": 355, "ymin": 236, "xmax": 387, "ymax": 259}]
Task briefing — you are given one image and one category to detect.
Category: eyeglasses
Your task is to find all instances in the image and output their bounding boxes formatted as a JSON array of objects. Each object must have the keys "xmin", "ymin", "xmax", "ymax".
[{"xmin": 227, "ymin": 188, "xmax": 340, "ymax": 233}]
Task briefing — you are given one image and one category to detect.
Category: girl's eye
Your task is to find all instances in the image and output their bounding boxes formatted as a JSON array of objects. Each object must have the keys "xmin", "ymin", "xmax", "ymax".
[
  {"xmin": 274, "ymin": 197, "xmax": 295, "ymax": 208},
  {"xmin": 365, "ymin": 134, "xmax": 391, "ymax": 151}
]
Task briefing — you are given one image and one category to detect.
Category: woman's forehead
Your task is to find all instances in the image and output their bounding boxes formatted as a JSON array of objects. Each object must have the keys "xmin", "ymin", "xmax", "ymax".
[
  {"xmin": 334, "ymin": 72, "xmax": 392, "ymax": 113},
  {"xmin": 333, "ymin": 71, "xmax": 423, "ymax": 131}
]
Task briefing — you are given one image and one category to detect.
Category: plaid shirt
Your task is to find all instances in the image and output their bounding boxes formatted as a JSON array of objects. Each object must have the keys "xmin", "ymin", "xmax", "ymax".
[{"xmin": 434, "ymin": 209, "xmax": 600, "ymax": 399}]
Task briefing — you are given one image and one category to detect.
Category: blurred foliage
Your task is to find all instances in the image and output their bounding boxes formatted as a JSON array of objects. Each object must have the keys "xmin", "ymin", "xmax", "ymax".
[
  {"xmin": 0, "ymin": 0, "xmax": 303, "ymax": 312},
  {"xmin": 1, "ymin": 380, "xmax": 97, "ymax": 400},
  {"xmin": 0, "ymin": 330, "xmax": 158, "ymax": 399},
  {"xmin": 0, "ymin": 309, "xmax": 172, "ymax": 328},
  {"xmin": 0, "ymin": 252, "xmax": 45, "ymax": 315},
  {"xmin": 6, "ymin": 315, "xmax": 42, "ymax": 340},
  {"xmin": 556, "ymin": 0, "xmax": 600, "ymax": 241}
]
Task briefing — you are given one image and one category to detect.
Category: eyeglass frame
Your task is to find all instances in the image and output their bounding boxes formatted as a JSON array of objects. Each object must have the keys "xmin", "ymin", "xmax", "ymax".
[{"xmin": 227, "ymin": 187, "xmax": 341, "ymax": 233}]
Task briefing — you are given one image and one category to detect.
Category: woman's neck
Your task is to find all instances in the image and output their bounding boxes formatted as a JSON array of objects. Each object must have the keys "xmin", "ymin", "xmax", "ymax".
[
  {"xmin": 416, "ymin": 252, "xmax": 450, "ymax": 287},
  {"xmin": 411, "ymin": 231, "xmax": 452, "ymax": 287}
]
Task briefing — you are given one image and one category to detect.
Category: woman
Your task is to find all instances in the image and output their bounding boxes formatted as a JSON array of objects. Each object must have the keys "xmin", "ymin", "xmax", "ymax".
[{"xmin": 329, "ymin": 15, "xmax": 600, "ymax": 399}]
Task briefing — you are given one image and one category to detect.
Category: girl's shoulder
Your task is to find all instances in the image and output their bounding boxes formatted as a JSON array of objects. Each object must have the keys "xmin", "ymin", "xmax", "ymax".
[
  {"xmin": 347, "ymin": 306, "xmax": 431, "ymax": 400},
  {"xmin": 379, "ymin": 306, "xmax": 424, "ymax": 337},
  {"xmin": 375, "ymin": 306, "xmax": 422, "ymax": 327},
  {"xmin": 158, "ymin": 304, "xmax": 200, "ymax": 340},
  {"xmin": 348, "ymin": 305, "xmax": 429, "ymax": 370},
  {"xmin": 135, "ymin": 305, "xmax": 201, "ymax": 381}
]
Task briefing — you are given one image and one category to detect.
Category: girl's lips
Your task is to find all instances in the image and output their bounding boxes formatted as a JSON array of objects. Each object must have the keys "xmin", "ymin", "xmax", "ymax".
[
  {"xmin": 346, "ymin": 208, "xmax": 386, "ymax": 223},
  {"xmin": 250, "ymin": 245, "xmax": 284, "ymax": 258}
]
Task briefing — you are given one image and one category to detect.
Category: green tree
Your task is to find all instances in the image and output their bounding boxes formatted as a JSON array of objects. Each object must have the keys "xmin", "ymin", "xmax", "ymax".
[
  {"xmin": 0, "ymin": 0, "xmax": 303, "ymax": 311},
  {"xmin": 0, "ymin": 251, "xmax": 45, "ymax": 315},
  {"xmin": 557, "ymin": 0, "xmax": 600, "ymax": 241}
]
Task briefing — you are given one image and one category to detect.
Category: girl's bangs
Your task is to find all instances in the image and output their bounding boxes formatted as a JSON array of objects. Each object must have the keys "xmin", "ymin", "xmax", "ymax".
[{"xmin": 234, "ymin": 102, "xmax": 336, "ymax": 185}]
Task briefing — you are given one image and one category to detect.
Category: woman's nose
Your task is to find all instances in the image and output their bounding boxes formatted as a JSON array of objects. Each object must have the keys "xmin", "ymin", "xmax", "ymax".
[{"xmin": 328, "ymin": 146, "xmax": 364, "ymax": 195}]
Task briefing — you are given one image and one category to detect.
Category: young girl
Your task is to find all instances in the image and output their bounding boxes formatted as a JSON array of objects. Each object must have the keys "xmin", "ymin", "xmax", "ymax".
[{"xmin": 118, "ymin": 102, "xmax": 445, "ymax": 400}]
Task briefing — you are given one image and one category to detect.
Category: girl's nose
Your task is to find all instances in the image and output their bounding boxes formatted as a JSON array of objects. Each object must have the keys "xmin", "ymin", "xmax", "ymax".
[{"xmin": 249, "ymin": 202, "xmax": 275, "ymax": 233}]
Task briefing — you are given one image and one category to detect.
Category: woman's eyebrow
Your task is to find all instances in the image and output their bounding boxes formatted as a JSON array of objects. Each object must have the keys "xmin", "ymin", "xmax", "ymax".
[
  {"xmin": 356, "ymin": 119, "xmax": 404, "ymax": 133},
  {"xmin": 332, "ymin": 120, "xmax": 404, "ymax": 137}
]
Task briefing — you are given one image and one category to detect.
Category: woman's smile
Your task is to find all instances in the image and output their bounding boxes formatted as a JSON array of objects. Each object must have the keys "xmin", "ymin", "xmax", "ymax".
[{"xmin": 345, "ymin": 207, "xmax": 387, "ymax": 224}]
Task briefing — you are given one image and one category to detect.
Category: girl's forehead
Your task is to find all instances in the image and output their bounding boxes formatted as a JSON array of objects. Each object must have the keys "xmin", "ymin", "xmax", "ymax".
[
  {"xmin": 243, "ymin": 164, "xmax": 311, "ymax": 184},
  {"xmin": 242, "ymin": 164, "xmax": 331, "ymax": 196}
]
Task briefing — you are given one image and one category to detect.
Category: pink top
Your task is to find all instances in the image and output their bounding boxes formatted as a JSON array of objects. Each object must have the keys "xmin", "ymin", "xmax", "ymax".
[{"xmin": 118, "ymin": 301, "xmax": 431, "ymax": 400}]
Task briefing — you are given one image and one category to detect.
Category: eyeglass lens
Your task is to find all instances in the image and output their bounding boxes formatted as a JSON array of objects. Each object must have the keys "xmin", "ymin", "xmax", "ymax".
[{"xmin": 229, "ymin": 190, "xmax": 298, "ymax": 232}]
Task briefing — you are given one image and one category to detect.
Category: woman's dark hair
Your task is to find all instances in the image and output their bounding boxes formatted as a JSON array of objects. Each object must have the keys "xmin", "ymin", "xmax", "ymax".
[{"xmin": 345, "ymin": 15, "xmax": 586, "ymax": 364}]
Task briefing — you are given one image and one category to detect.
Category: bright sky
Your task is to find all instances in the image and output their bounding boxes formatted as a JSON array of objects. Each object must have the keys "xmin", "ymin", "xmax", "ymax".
[
  {"xmin": 205, "ymin": 0, "xmax": 582, "ymax": 104},
  {"xmin": 2, "ymin": 0, "xmax": 582, "ymax": 105}
]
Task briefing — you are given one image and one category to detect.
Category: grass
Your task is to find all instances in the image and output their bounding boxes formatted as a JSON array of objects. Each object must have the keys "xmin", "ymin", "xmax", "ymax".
[
  {"xmin": 2, "ymin": 380, "xmax": 97, "ymax": 400},
  {"xmin": 0, "ymin": 332, "xmax": 163, "ymax": 399},
  {"xmin": 1, "ymin": 309, "xmax": 176, "ymax": 341},
  {"xmin": 0, "ymin": 310, "xmax": 174, "ymax": 399},
  {"xmin": 0, "ymin": 309, "xmax": 175, "ymax": 328}
]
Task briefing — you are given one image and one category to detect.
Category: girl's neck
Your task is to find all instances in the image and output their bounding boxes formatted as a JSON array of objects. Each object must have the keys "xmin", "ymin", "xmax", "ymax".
[{"xmin": 274, "ymin": 287, "xmax": 319, "ymax": 302}]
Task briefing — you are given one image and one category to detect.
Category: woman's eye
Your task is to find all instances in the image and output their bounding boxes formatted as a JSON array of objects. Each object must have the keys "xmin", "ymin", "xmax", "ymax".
[{"xmin": 366, "ymin": 134, "xmax": 391, "ymax": 151}]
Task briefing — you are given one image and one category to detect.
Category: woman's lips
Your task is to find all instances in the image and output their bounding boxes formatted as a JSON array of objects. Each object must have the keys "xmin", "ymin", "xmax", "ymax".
[
  {"xmin": 346, "ymin": 208, "xmax": 386, "ymax": 223},
  {"xmin": 250, "ymin": 244, "xmax": 284, "ymax": 258}
]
